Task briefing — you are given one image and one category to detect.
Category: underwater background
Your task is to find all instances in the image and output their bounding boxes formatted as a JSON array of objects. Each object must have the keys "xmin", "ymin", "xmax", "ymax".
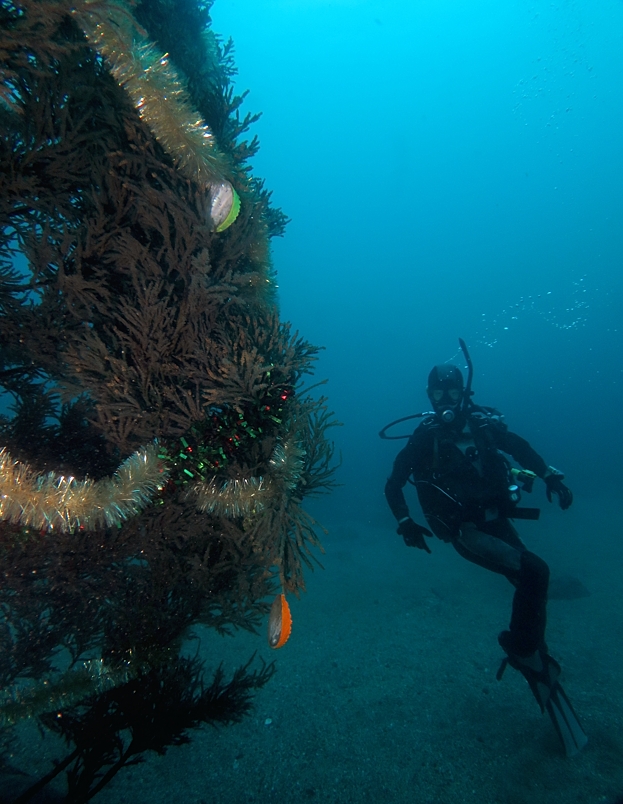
[
  {"xmin": 3, "ymin": 0, "xmax": 623, "ymax": 802},
  {"xmin": 211, "ymin": 0, "xmax": 623, "ymax": 514}
]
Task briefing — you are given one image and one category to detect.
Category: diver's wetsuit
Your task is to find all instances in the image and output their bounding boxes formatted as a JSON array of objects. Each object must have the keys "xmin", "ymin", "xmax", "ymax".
[{"xmin": 385, "ymin": 406, "xmax": 550, "ymax": 656}]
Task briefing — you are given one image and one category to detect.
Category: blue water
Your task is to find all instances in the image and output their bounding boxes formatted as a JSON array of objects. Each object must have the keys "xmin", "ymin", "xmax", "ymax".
[{"xmin": 212, "ymin": 0, "xmax": 623, "ymax": 516}]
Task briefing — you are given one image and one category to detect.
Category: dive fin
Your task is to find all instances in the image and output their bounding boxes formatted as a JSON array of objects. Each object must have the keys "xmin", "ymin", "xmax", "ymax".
[
  {"xmin": 497, "ymin": 636, "xmax": 587, "ymax": 757},
  {"xmin": 545, "ymin": 683, "xmax": 588, "ymax": 757}
]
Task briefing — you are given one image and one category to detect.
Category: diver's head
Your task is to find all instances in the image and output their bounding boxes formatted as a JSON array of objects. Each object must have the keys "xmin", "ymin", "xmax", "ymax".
[{"xmin": 427, "ymin": 364, "xmax": 464, "ymax": 424}]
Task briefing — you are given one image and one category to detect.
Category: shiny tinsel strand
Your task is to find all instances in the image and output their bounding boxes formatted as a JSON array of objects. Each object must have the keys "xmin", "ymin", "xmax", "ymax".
[
  {"xmin": 269, "ymin": 441, "xmax": 305, "ymax": 491},
  {"xmin": 0, "ymin": 442, "xmax": 167, "ymax": 532},
  {"xmin": 194, "ymin": 476, "xmax": 266, "ymax": 517},
  {"xmin": 191, "ymin": 440, "xmax": 306, "ymax": 518},
  {"xmin": 73, "ymin": 0, "xmax": 229, "ymax": 186}
]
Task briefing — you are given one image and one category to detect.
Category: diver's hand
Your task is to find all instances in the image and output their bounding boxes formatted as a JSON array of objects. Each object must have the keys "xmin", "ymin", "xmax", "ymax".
[
  {"xmin": 544, "ymin": 468, "xmax": 573, "ymax": 510},
  {"xmin": 397, "ymin": 518, "xmax": 432, "ymax": 552}
]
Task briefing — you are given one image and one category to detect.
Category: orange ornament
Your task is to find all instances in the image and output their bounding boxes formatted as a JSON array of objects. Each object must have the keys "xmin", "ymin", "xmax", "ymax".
[{"xmin": 267, "ymin": 593, "xmax": 292, "ymax": 649}]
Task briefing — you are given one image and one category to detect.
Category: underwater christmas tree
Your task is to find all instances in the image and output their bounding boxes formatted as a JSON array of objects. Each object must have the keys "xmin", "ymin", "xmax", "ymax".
[{"xmin": 0, "ymin": 0, "xmax": 336, "ymax": 798}]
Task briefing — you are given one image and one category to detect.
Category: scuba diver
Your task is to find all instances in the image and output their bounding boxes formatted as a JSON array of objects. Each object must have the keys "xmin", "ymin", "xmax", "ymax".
[{"xmin": 382, "ymin": 340, "xmax": 587, "ymax": 756}]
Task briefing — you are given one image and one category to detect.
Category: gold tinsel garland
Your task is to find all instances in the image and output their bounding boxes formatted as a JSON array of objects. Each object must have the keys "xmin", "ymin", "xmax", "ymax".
[
  {"xmin": 193, "ymin": 441, "xmax": 306, "ymax": 517},
  {"xmin": 270, "ymin": 441, "xmax": 306, "ymax": 491},
  {"xmin": 0, "ymin": 441, "xmax": 304, "ymax": 532},
  {"xmin": 0, "ymin": 442, "xmax": 167, "ymax": 532},
  {"xmin": 72, "ymin": 0, "xmax": 230, "ymax": 187},
  {"xmin": 194, "ymin": 476, "xmax": 265, "ymax": 518}
]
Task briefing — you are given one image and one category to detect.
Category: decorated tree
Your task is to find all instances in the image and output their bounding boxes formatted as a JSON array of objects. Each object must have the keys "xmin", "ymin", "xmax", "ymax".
[{"xmin": 0, "ymin": 0, "xmax": 337, "ymax": 798}]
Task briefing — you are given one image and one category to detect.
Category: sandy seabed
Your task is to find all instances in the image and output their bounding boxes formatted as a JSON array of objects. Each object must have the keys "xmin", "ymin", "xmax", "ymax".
[{"xmin": 3, "ymin": 495, "xmax": 622, "ymax": 804}]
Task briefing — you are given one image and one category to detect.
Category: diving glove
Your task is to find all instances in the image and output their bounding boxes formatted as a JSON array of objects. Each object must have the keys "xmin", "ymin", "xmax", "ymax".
[
  {"xmin": 397, "ymin": 517, "xmax": 432, "ymax": 552},
  {"xmin": 544, "ymin": 467, "xmax": 573, "ymax": 510}
]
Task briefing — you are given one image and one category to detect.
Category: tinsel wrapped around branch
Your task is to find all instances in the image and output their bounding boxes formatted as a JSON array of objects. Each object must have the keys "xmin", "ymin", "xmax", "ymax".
[
  {"xmin": 193, "ymin": 440, "xmax": 306, "ymax": 517},
  {"xmin": 0, "ymin": 442, "xmax": 167, "ymax": 532},
  {"xmin": 73, "ymin": 0, "xmax": 230, "ymax": 187},
  {"xmin": 0, "ymin": 437, "xmax": 309, "ymax": 532},
  {"xmin": 193, "ymin": 476, "xmax": 265, "ymax": 518}
]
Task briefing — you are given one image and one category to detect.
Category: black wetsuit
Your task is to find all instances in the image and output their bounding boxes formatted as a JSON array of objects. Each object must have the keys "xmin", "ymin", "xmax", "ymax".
[{"xmin": 385, "ymin": 406, "xmax": 551, "ymax": 655}]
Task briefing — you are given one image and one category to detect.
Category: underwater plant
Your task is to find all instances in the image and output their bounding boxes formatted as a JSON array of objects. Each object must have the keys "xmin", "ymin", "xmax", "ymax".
[{"xmin": 0, "ymin": 0, "xmax": 338, "ymax": 798}]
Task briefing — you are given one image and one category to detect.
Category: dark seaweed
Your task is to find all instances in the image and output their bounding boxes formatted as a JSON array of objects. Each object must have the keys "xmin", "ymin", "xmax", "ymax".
[
  {"xmin": 0, "ymin": 0, "xmax": 337, "ymax": 799},
  {"xmin": 12, "ymin": 655, "xmax": 275, "ymax": 804}
]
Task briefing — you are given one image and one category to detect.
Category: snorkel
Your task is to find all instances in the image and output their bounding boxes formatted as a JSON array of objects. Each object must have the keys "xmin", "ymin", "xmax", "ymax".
[{"xmin": 458, "ymin": 337, "xmax": 474, "ymax": 414}]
